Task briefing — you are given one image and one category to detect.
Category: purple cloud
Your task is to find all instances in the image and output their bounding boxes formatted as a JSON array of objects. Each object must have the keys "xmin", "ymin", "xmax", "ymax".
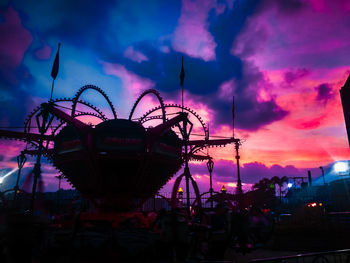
[
  {"xmin": 284, "ymin": 68, "xmax": 310, "ymax": 84},
  {"xmin": 190, "ymin": 160, "xmax": 304, "ymax": 185},
  {"xmin": 124, "ymin": 46, "xmax": 148, "ymax": 63},
  {"xmin": 172, "ymin": 0, "xmax": 221, "ymax": 61},
  {"xmin": 233, "ymin": 0, "xmax": 350, "ymax": 69},
  {"xmin": 0, "ymin": 7, "xmax": 32, "ymax": 84},
  {"xmin": 315, "ymin": 83, "xmax": 334, "ymax": 103},
  {"xmin": 34, "ymin": 44, "xmax": 51, "ymax": 60}
]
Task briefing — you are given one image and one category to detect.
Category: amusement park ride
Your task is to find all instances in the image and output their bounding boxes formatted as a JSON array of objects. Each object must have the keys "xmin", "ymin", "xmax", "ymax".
[{"xmin": 0, "ymin": 55, "xmax": 242, "ymax": 215}]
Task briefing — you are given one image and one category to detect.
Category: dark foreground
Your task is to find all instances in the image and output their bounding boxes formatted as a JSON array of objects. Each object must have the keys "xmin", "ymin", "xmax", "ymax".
[{"xmin": 0, "ymin": 208, "xmax": 350, "ymax": 263}]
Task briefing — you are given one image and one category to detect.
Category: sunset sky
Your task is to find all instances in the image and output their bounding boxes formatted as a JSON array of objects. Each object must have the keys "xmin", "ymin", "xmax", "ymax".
[{"xmin": 0, "ymin": 0, "xmax": 349, "ymax": 193}]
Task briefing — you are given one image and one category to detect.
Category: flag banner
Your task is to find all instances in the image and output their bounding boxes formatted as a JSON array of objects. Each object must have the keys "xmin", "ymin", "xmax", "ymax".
[{"xmin": 51, "ymin": 43, "xmax": 61, "ymax": 80}]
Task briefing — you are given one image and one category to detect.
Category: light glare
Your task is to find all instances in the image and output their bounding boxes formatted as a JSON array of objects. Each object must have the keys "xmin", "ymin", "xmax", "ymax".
[
  {"xmin": 334, "ymin": 162, "xmax": 349, "ymax": 173},
  {"xmin": 0, "ymin": 168, "xmax": 18, "ymax": 184}
]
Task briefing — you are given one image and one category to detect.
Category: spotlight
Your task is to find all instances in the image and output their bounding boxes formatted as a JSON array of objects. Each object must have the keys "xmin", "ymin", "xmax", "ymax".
[
  {"xmin": 334, "ymin": 161, "xmax": 349, "ymax": 174},
  {"xmin": 287, "ymin": 183, "xmax": 293, "ymax": 188}
]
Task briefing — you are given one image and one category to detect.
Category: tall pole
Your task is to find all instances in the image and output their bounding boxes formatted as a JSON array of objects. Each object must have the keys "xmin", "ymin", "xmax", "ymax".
[
  {"xmin": 50, "ymin": 79, "xmax": 55, "ymax": 102},
  {"xmin": 233, "ymin": 96, "xmax": 242, "ymax": 193},
  {"xmin": 179, "ymin": 114, "xmax": 192, "ymax": 217},
  {"xmin": 184, "ymin": 122, "xmax": 191, "ymax": 217},
  {"xmin": 207, "ymin": 158, "xmax": 214, "ymax": 209},
  {"xmin": 308, "ymin": 170, "xmax": 312, "ymax": 187},
  {"xmin": 179, "ymin": 56, "xmax": 191, "ymax": 216},
  {"xmin": 180, "ymin": 56, "xmax": 185, "ymax": 112},
  {"xmin": 30, "ymin": 135, "xmax": 45, "ymax": 213},
  {"xmin": 178, "ymin": 188, "xmax": 183, "ymax": 208},
  {"xmin": 30, "ymin": 42, "xmax": 60, "ymax": 213},
  {"xmin": 30, "ymin": 105, "xmax": 53, "ymax": 213},
  {"xmin": 232, "ymin": 96, "xmax": 243, "ymax": 207},
  {"xmin": 320, "ymin": 166, "xmax": 325, "ymax": 185},
  {"xmin": 235, "ymin": 141, "xmax": 242, "ymax": 196},
  {"xmin": 14, "ymin": 152, "xmax": 26, "ymax": 200},
  {"xmin": 232, "ymin": 96, "xmax": 235, "ymax": 139}
]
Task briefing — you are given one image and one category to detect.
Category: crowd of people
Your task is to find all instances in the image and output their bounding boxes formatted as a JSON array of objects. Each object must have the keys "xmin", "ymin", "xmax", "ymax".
[
  {"xmin": 0, "ymin": 200, "xmax": 274, "ymax": 262},
  {"xmin": 104, "ymin": 203, "xmax": 274, "ymax": 260}
]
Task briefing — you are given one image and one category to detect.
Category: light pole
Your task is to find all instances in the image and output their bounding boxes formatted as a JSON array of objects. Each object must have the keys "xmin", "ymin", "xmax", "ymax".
[
  {"xmin": 30, "ymin": 103, "xmax": 54, "ymax": 213},
  {"xmin": 235, "ymin": 141, "xmax": 242, "ymax": 195},
  {"xmin": 14, "ymin": 151, "xmax": 26, "ymax": 200},
  {"xmin": 221, "ymin": 185, "xmax": 227, "ymax": 194},
  {"xmin": 178, "ymin": 187, "xmax": 183, "ymax": 208},
  {"xmin": 207, "ymin": 158, "xmax": 214, "ymax": 209},
  {"xmin": 319, "ymin": 166, "xmax": 326, "ymax": 185}
]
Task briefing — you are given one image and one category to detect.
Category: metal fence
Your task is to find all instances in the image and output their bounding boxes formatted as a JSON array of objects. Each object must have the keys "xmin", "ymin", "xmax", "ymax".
[{"xmin": 142, "ymin": 191, "xmax": 231, "ymax": 211}]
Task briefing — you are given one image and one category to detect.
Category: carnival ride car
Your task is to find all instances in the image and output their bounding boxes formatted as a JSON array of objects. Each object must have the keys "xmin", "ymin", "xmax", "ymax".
[{"xmin": 0, "ymin": 85, "xmax": 238, "ymax": 211}]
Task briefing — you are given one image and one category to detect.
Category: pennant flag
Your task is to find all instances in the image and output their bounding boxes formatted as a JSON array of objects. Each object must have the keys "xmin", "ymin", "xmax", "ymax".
[
  {"xmin": 180, "ymin": 56, "xmax": 185, "ymax": 86},
  {"xmin": 51, "ymin": 43, "xmax": 61, "ymax": 80}
]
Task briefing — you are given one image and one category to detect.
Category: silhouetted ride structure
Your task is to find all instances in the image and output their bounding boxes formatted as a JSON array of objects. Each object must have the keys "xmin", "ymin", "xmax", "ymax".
[{"xmin": 0, "ymin": 85, "xmax": 239, "ymax": 212}]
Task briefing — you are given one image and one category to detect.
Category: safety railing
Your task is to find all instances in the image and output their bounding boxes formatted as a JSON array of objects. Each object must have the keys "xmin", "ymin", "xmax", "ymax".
[{"xmin": 250, "ymin": 249, "xmax": 350, "ymax": 263}]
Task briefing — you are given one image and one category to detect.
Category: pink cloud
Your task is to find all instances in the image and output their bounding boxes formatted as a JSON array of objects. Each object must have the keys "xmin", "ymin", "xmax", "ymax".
[
  {"xmin": 172, "ymin": 0, "xmax": 219, "ymax": 61},
  {"xmin": 182, "ymin": 79, "xmax": 348, "ymax": 168},
  {"xmin": 181, "ymin": 91, "xmax": 214, "ymax": 135},
  {"xmin": 34, "ymin": 44, "xmax": 52, "ymax": 60},
  {"xmin": 290, "ymin": 115, "xmax": 326, "ymax": 130},
  {"xmin": 0, "ymin": 140, "xmax": 27, "ymax": 168},
  {"xmin": 0, "ymin": 7, "xmax": 32, "ymax": 83},
  {"xmin": 103, "ymin": 62, "xmax": 154, "ymax": 96},
  {"xmin": 218, "ymin": 79, "xmax": 236, "ymax": 101},
  {"xmin": 232, "ymin": 1, "xmax": 350, "ymax": 70},
  {"xmin": 308, "ymin": 0, "xmax": 350, "ymax": 13},
  {"xmin": 199, "ymin": 69, "xmax": 350, "ymax": 168},
  {"xmin": 308, "ymin": 0, "xmax": 327, "ymax": 12},
  {"xmin": 124, "ymin": 46, "xmax": 148, "ymax": 63},
  {"xmin": 102, "ymin": 62, "xmax": 167, "ymax": 119}
]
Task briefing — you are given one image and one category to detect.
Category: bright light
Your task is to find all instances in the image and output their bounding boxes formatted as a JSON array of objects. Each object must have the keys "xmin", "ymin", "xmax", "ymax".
[
  {"xmin": 307, "ymin": 202, "xmax": 322, "ymax": 208},
  {"xmin": 0, "ymin": 168, "xmax": 18, "ymax": 184},
  {"xmin": 287, "ymin": 183, "xmax": 293, "ymax": 188},
  {"xmin": 334, "ymin": 161, "xmax": 349, "ymax": 174}
]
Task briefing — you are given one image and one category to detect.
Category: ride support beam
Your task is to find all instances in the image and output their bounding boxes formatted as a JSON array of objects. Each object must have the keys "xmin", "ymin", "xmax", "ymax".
[
  {"xmin": 185, "ymin": 137, "xmax": 238, "ymax": 147},
  {"xmin": 42, "ymin": 103, "xmax": 91, "ymax": 131},
  {"xmin": 147, "ymin": 112, "xmax": 188, "ymax": 136},
  {"xmin": 0, "ymin": 130, "xmax": 54, "ymax": 142}
]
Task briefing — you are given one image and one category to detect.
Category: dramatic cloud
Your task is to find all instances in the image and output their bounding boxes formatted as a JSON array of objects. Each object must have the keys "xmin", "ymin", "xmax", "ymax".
[
  {"xmin": 235, "ymin": 0, "xmax": 350, "ymax": 70},
  {"xmin": 172, "ymin": 0, "xmax": 219, "ymax": 61},
  {"xmin": 190, "ymin": 160, "xmax": 303, "ymax": 184},
  {"xmin": 0, "ymin": 0, "xmax": 349, "ymax": 193}
]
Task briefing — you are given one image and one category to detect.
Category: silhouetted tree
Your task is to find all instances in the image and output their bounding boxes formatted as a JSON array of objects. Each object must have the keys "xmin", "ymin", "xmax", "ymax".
[
  {"xmin": 271, "ymin": 176, "xmax": 289, "ymax": 200},
  {"xmin": 253, "ymin": 178, "xmax": 274, "ymax": 192},
  {"xmin": 248, "ymin": 178, "xmax": 276, "ymax": 207}
]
